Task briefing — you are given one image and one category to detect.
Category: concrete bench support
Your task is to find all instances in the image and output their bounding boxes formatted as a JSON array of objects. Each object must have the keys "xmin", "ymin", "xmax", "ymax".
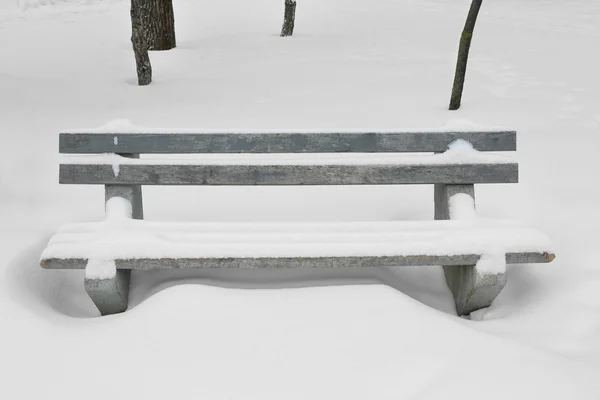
[
  {"xmin": 84, "ymin": 153, "xmax": 142, "ymax": 315},
  {"xmin": 443, "ymin": 258, "xmax": 507, "ymax": 316},
  {"xmin": 85, "ymin": 263, "xmax": 131, "ymax": 316},
  {"xmin": 434, "ymin": 184, "xmax": 507, "ymax": 315}
]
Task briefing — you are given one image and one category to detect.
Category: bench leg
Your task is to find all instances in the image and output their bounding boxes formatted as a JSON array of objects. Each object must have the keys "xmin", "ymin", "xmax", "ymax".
[
  {"xmin": 443, "ymin": 257, "xmax": 507, "ymax": 316},
  {"xmin": 84, "ymin": 153, "xmax": 144, "ymax": 316},
  {"xmin": 83, "ymin": 175, "xmax": 143, "ymax": 316},
  {"xmin": 434, "ymin": 184, "xmax": 507, "ymax": 316},
  {"xmin": 85, "ymin": 260, "xmax": 130, "ymax": 316}
]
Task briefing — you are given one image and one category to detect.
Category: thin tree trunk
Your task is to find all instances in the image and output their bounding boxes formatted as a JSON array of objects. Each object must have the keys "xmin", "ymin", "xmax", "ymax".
[
  {"xmin": 449, "ymin": 0, "xmax": 483, "ymax": 110},
  {"xmin": 144, "ymin": 0, "xmax": 176, "ymax": 51},
  {"xmin": 131, "ymin": 0, "xmax": 152, "ymax": 85},
  {"xmin": 281, "ymin": 0, "xmax": 296, "ymax": 37}
]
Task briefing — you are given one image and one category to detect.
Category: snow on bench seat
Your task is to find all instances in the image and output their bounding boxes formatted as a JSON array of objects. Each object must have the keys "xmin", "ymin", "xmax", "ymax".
[{"xmin": 41, "ymin": 214, "xmax": 554, "ymax": 270}]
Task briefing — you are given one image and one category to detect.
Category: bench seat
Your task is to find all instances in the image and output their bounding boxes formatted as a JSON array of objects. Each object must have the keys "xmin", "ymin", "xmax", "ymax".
[{"xmin": 41, "ymin": 213, "xmax": 554, "ymax": 270}]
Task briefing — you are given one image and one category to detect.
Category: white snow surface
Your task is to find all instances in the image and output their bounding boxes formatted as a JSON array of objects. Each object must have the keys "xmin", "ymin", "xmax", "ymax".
[
  {"xmin": 476, "ymin": 252, "xmax": 507, "ymax": 276},
  {"xmin": 2, "ymin": 0, "xmax": 600, "ymax": 399},
  {"xmin": 84, "ymin": 258, "xmax": 117, "ymax": 280},
  {"xmin": 105, "ymin": 196, "xmax": 132, "ymax": 220},
  {"xmin": 41, "ymin": 217, "xmax": 553, "ymax": 260},
  {"xmin": 448, "ymin": 192, "xmax": 477, "ymax": 220},
  {"xmin": 64, "ymin": 117, "xmax": 512, "ymax": 134}
]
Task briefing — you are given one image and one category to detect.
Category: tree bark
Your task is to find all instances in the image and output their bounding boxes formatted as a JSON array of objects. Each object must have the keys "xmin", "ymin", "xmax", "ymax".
[
  {"xmin": 449, "ymin": 0, "xmax": 483, "ymax": 110},
  {"xmin": 281, "ymin": 0, "xmax": 296, "ymax": 37},
  {"xmin": 131, "ymin": 0, "xmax": 152, "ymax": 85},
  {"xmin": 144, "ymin": 0, "xmax": 176, "ymax": 51}
]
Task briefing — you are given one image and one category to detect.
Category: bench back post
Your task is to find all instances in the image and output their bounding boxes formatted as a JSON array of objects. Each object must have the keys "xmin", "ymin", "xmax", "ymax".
[
  {"xmin": 434, "ymin": 184, "xmax": 475, "ymax": 220},
  {"xmin": 104, "ymin": 153, "xmax": 143, "ymax": 220},
  {"xmin": 434, "ymin": 183, "xmax": 508, "ymax": 315}
]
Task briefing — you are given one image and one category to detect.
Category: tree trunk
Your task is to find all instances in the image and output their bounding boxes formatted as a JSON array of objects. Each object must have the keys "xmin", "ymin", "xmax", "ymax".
[
  {"xmin": 281, "ymin": 0, "xmax": 296, "ymax": 37},
  {"xmin": 449, "ymin": 0, "xmax": 483, "ymax": 110},
  {"xmin": 144, "ymin": 0, "xmax": 176, "ymax": 51},
  {"xmin": 131, "ymin": 0, "xmax": 152, "ymax": 85}
]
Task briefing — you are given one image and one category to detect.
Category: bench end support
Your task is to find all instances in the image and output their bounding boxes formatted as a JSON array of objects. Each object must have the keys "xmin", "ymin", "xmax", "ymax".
[
  {"xmin": 85, "ymin": 262, "xmax": 130, "ymax": 316},
  {"xmin": 443, "ymin": 260, "xmax": 507, "ymax": 316},
  {"xmin": 435, "ymin": 184, "xmax": 508, "ymax": 316}
]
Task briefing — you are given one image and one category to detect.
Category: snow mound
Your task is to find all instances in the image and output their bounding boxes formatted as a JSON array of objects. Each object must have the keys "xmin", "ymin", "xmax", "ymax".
[
  {"xmin": 85, "ymin": 258, "xmax": 116, "ymax": 279},
  {"xmin": 448, "ymin": 192, "xmax": 477, "ymax": 220},
  {"xmin": 82, "ymin": 118, "xmax": 140, "ymax": 134},
  {"xmin": 476, "ymin": 252, "xmax": 506, "ymax": 275},
  {"xmin": 17, "ymin": 0, "xmax": 64, "ymax": 11}
]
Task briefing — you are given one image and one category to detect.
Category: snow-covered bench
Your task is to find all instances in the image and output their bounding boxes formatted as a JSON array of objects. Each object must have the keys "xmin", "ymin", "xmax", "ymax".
[{"xmin": 40, "ymin": 127, "xmax": 555, "ymax": 316}]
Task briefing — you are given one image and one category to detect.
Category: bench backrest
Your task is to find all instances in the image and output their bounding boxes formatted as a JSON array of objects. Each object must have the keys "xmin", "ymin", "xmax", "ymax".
[{"xmin": 59, "ymin": 130, "xmax": 518, "ymax": 186}]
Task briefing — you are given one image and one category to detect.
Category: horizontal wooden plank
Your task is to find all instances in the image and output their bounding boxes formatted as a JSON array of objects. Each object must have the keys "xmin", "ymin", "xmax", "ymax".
[
  {"xmin": 59, "ymin": 131, "xmax": 517, "ymax": 154},
  {"xmin": 41, "ymin": 252, "xmax": 555, "ymax": 270},
  {"xmin": 41, "ymin": 218, "xmax": 553, "ymax": 269},
  {"xmin": 59, "ymin": 163, "xmax": 518, "ymax": 185}
]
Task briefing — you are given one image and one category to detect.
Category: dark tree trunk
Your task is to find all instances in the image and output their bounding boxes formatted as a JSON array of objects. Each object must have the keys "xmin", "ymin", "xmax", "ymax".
[
  {"xmin": 131, "ymin": 0, "xmax": 152, "ymax": 85},
  {"xmin": 144, "ymin": 0, "xmax": 176, "ymax": 51},
  {"xmin": 281, "ymin": 0, "xmax": 296, "ymax": 37},
  {"xmin": 449, "ymin": 0, "xmax": 483, "ymax": 110}
]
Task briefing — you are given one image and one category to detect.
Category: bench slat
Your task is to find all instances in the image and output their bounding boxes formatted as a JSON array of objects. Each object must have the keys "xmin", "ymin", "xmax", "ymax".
[
  {"xmin": 59, "ymin": 163, "xmax": 518, "ymax": 185},
  {"xmin": 41, "ymin": 252, "xmax": 554, "ymax": 270},
  {"xmin": 59, "ymin": 131, "xmax": 517, "ymax": 154}
]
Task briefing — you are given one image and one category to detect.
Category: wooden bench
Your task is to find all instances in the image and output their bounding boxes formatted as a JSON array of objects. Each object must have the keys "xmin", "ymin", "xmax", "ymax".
[{"xmin": 40, "ymin": 128, "xmax": 555, "ymax": 316}]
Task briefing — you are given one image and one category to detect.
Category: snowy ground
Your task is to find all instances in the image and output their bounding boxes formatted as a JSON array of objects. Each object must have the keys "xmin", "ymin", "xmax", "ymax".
[{"xmin": 1, "ymin": 0, "xmax": 600, "ymax": 398}]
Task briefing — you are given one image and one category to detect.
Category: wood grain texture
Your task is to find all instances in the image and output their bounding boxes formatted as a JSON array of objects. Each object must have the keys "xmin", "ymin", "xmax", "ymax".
[
  {"xmin": 41, "ymin": 252, "xmax": 555, "ymax": 270},
  {"xmin": 60, "ymin": 163, "xmax": 518, "ymax": 185},
  {"xmin": 59, "ymin": 131, "xmax": 517, "ymax": 154}
]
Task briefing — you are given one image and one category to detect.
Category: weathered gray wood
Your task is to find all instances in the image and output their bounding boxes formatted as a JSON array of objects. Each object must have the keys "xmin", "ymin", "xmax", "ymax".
[
  {"xmin": 435, "ymin": 184, "xmax": 508, "ymax": 315},
  {"xmin": 60, "ymin": 163, "xmax": 518, "ymax": 185},
  {"xmin": 59, "ymin": 131, "xmax": 517, "ymax": 154},
  {"xmin": 41, "ymin": 252, "xmax": 555, "ymax": 270},
  {"xmin": 105, "ymin": 154, "xmax": 144, "ymax": 219}
]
